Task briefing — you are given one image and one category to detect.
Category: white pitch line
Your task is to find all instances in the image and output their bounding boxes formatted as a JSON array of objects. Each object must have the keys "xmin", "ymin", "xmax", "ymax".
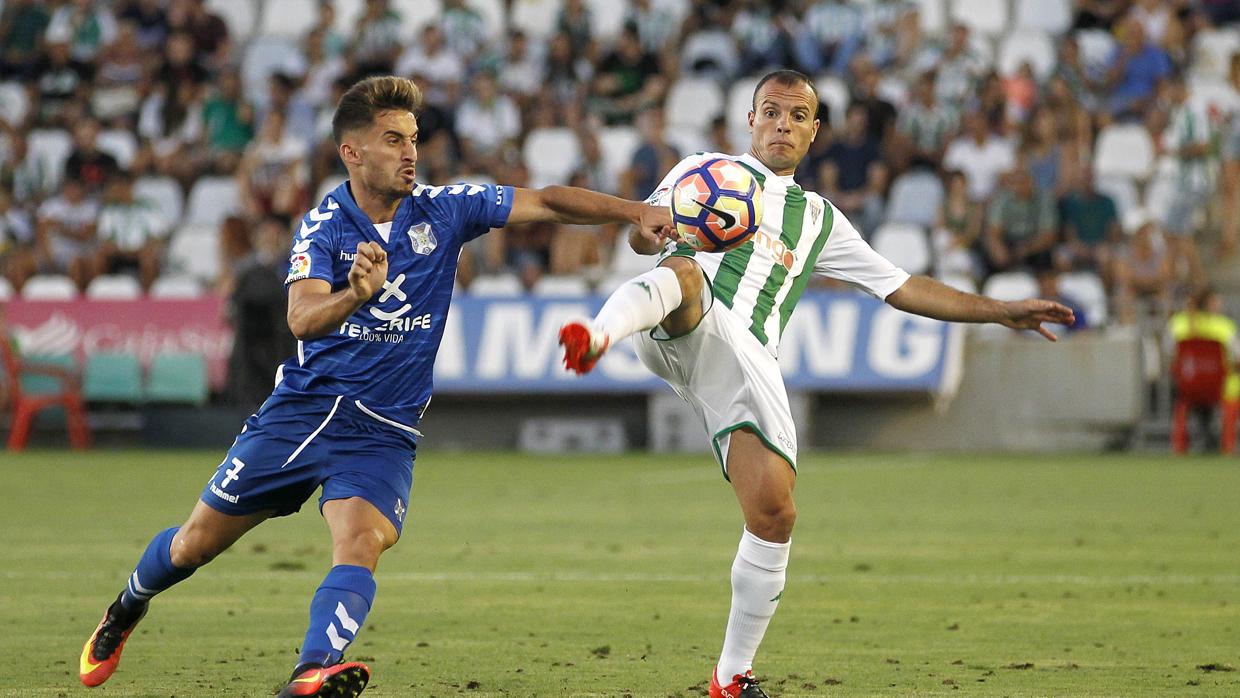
[{"xmin": 4, "ymin": 570, "xmax": 1239, "ymax": 585}]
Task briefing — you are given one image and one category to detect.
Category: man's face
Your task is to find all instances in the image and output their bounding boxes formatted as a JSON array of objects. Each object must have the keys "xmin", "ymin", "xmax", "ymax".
[
  {"xmin": 748, "ymin": 80, "xmax": 820, "ymax": 175},
  {"xmin": 342, "ymin": 109, "xmax": 419, "ymax": 199}
]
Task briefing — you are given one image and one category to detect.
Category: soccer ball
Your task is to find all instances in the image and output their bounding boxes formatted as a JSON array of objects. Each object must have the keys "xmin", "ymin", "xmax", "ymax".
[{"xmin": 670, "ymin": 158, "xmax": 764, "ymax": 253}]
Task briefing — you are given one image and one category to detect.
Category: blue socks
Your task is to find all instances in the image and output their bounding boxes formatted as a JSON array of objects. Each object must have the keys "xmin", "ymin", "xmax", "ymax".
[
  {"xmin": 297, "ymin": 565, "xmax": 376, "ymax": 667},
  {"xmin": 119, "ymin": 527, "xmax": 196, "ymax": 611}
]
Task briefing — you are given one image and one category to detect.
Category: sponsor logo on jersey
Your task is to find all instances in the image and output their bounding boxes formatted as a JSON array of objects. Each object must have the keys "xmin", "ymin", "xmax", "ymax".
[
  {"xmin": 287, "ymin": 253, "xmax": 311, "ymax": 282},
  {"xmin": 407, "ymin": 222, "xmax": 437, "ymax": 255},
  {"xmin": 754, "ymin": 231, "xmax": 796, "ymax": 271}
]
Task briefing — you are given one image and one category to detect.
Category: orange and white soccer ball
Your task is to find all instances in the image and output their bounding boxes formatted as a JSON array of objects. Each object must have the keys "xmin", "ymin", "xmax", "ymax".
[{"xmin": 669, "ymin": 158, "xmax": 764, "ymax": 252}]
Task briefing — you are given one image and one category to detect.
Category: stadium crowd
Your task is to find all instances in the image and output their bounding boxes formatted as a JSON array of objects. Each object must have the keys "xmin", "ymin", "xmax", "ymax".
[{"xmin": 2, "ymin": 0, "xmax": 1240, "ymax": 330}]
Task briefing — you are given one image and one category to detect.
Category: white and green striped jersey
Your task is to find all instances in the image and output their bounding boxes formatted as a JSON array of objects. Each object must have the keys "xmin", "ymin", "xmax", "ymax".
[{"xmin": 651, "ymin": 152, "xmax": 910, "ymax": 357}]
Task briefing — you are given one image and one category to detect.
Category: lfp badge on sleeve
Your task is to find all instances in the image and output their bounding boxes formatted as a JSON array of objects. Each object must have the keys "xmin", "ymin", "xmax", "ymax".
[{"xmin": 407, "ymin": 222, "xmax": 436, "ymax": 255}]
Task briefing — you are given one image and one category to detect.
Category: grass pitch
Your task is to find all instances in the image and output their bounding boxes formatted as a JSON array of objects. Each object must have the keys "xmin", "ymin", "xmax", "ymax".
[{"xmin": 0, "ymin": 449, "xmax": 1237, "ymax": 697}]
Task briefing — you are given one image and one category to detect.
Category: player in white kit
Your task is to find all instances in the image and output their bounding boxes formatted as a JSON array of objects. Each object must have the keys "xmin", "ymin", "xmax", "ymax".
[{"xmin": 559, "ymin": 70, "xmax": 1074, "ymax": 698}]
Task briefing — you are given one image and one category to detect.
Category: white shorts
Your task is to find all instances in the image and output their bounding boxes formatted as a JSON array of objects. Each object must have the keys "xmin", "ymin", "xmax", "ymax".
[{"xmin": 633, "ymin": 298, "xmax": 798, "ymax": 479}]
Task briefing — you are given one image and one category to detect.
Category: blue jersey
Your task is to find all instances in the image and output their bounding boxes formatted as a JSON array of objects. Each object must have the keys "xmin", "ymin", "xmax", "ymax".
[{"xmin": 274, "ymin": 180, "xmax": 514, "ymax": 429}]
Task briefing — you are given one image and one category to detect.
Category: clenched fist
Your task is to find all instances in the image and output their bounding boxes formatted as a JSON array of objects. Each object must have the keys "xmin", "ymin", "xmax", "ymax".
[{"xmin": 348, "ymin": 241, "xmax": 388, "ymax": 302}]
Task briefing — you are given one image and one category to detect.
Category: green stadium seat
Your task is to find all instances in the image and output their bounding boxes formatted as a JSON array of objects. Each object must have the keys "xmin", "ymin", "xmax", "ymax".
[
  {"xmin": 19, "ymin": 353, "xmax": 78, "ymax": 396},
  {"xmin": 82, "ymin": 352, "xmax": 144, "ymax": 403},
  {"xmin": 145, "ymin": 352, "xmax": 208, "ymax": 405}
]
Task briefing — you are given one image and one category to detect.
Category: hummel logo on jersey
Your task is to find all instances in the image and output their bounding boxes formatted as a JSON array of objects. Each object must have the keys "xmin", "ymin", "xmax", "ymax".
[
  {"xmin": 635, "ymin": 281, "xmax": 652, "ymax": 299},
  {"xmin": 696, "ymin": 199, "xmax": 736, "ymax": 229}
]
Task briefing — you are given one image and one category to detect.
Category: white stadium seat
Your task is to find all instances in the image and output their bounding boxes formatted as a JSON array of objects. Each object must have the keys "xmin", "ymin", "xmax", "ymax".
[
  {"xmin": 242, "ymin": 37, "xmax": 306, "ymax": 109},
  {"xmin": 468, "ymin": 273, "xmax": 524, "ymax": 297},
  {"xmin": 586, "ymin": 0, "xmax": 630, "ymax": 42},
  {"xmin": 726, "ymin": 75, "xmax": 763, "ymax": 137},
  {"xmin": 912, "ymin": 0, "xmax": 947, "ymax": 36},
  {"xmin": 982, "ymin": 270, "xmax": 1038, "ymax": 302},
  {"xmin": 663, "ymin": 129, "xmax": 709, "ymax": 158},
  {"xmin": 998, "ymin": 31, "xmax": 1057, "ymax": 81},
  {"xmin": 523, "ymin": 127, "xmax": 582, "ymax": 188},
  {"xmin": 96, "ymin": 129, "xmax": 138, "ymax": 169},
  {"xmin": 167, "ymin": 225, "xmax": 221, "ymax": 284},
  {"xmin": 185, "ymin": 177, "xmax": 240, "ymax": 227},
  {"xmin": 1093, "ymin": 124, "xmax": 1155, "ymax": 182},
  {"xmin": 532, "ymin": 275, "xmax": 589, "ymax": 297},
  {"xmin": 1013, "ymin": 0, "xmax": 1071, "ymax": 35},
  {"xmin": 0, "ymin": 277, "xmax": 14, "ymax": 301},
  {"xmin": 511, "ymin": 0, "xmax": 564, "ymax": 39},
  {"xmin": 665, "ymin": 78, "xmax": 725, "ymax": 131},
  {"xmin": 316, "ymin": 175, "xmax": 347, "ymax": 204},
  {"xmin": 1094, "ymin": 176, "xmax": 1138, "ymax": 223},
  {"xmin": 86, "ymin": 274, "xmax": 142, "ymax": 300},
  {"xmin": 885, "ymin": 170, "xmax": 944, "ymax": 228},
  {"xmin": 871, "ymin": 223, "xmax": 932, "ymax": 276},
  {"xmin": 0, "ymin": 81, "xmax": 29, "ymax": 126},
  {"xmin": 815, "ymin": 74, "xmax": 850, "ymax": 129},
  {"xmin": 206, "ymin": 0, "xmax": 258, "ymax": 42},
  {"xmin": 134, "ymin": 176, "xmax": 184, "ymax": 225},
  {"xmin": 26, "ymin": 128, "xmax": 72, "ymax": 187},
  {"xmin": 1077, "ymin": 29, "xmax": 1118, "ymax": 73},
  {"xmin": 936, "ymin": 272, "xmax": 978, "ymax": 294},
  {"xmin": 259, "ymin": 0, "xmax": 318, "ymax": 39},
  {"xmin": 598, "ymin": 126, "xmax": 641, "ymax": 188},
  {"xmin": 950, "ymin": 0, "xmax": 1007, "ymax": 37},
  {"xmin": 22, "ymin": 274, "xmax": 78, "ymax": 301},
  {"xmin": 150, "ymin": 274, "xmax": 204, "ymax": 299},
  {"xmin": 1060, "ymin": 271, "xmax": 1107, "ymax": 327}
]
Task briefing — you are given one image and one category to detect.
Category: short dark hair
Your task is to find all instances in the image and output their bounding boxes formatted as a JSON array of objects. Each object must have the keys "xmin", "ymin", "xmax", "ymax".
[
  {"xmin": 751, "ymin": 69, "xmax": 819, "ymax": 118},
  {"xmin": 331, "ymin": 76, "xmax": 423, "ymax": 144}
]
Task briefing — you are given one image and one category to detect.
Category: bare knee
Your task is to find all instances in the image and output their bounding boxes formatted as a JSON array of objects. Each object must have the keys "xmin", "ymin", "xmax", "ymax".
[
  {"xmin": 169, "ymin": 525, "xmax": 227, "ymax": 569},
  {"xmin": 659, "ymin": 256, "xmax": 703, "ymax": 304},
  {"xmin": 746, "ymin": 499, "xmax": 797, "ymax": 543},
  {"xmin": 332, "ymin": 526, "xmax": 395, "ymax": 570}
]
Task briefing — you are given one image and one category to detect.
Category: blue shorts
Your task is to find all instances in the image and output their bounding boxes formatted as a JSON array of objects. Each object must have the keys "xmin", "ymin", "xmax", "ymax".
[{"xmin": 200, "ymin": 393, "xmax": 418, "ymax": 535}]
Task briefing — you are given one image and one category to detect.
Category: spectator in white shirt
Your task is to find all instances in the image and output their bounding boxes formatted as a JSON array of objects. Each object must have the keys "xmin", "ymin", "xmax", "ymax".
[
  {"xmin": 456, "ymin": 71, "xmax": 521, "ymax": 172},
  {"xmin": 95, "ymin": 170, "xmax": 168, "ymax": 291},
  {"xmin": 36, "ymin": 178, "xmax": 99, "ymax": 291},
  {"xmin": 943, "ymin": 110, "xmax": 1016, "ymax": 202}
]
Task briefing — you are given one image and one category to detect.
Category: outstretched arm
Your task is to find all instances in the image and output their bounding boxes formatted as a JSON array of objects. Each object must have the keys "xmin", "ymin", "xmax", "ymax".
[
  {"xmin": 885, "ymin": 275, "xmax": 1076, "ymax": 341},
  {"xmin": 509, "ymin": 186, "xmax": 673, "ymax": 246}
]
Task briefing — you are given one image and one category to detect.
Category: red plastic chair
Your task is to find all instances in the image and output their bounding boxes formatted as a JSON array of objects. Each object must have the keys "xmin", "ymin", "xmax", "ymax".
[
  {"xmin": 1170, "ymin": 338, "xmax": 1237, "ymax": 454},
  {"xmin": 1, "ymin": 340, "xmax": 91, "ymax": 451}
]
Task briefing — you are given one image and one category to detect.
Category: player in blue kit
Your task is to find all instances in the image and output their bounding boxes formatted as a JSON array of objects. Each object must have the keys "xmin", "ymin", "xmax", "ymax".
[{"xmin": 78, "ymin": 76, "xmax": 673, "ymax": 696}]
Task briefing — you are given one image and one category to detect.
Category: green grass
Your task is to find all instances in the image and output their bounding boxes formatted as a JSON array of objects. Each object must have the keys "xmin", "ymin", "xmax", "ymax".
[{"xmin": 1, "ymin": 450, "xmax": 1238, "ymax": 697}]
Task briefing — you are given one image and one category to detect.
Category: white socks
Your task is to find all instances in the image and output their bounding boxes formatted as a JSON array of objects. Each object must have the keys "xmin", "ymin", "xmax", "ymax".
[
  {"xmin": 717, "ymin": 528, "xmax": 791, "ymax": 682},
  {"xmin": 591, "ymin": 266, "xmax": 683, "ymax": 345}
]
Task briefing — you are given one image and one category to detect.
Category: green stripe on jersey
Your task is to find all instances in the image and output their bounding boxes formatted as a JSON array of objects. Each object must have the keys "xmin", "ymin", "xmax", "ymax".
[
  {"xmin": 749, "ymin": 188, "xmax": 806, "ymax": 344},
  {"xmin": 711, "ymin": 242, "xmax": 755, "ymax": 308},
  {"xmin": 778, "ymin": 201, "xmax": 834, "ymax": 332}
]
